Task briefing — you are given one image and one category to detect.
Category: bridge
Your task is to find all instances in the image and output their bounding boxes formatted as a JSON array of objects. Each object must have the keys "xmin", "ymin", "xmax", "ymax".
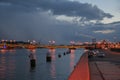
[
  {"xmin": 0, "ymin": 43, "xmax": 95, "ymax": 49},
  {"xmin": 36, "ymin": 45, "xmax": 86, "ymax": 49}
]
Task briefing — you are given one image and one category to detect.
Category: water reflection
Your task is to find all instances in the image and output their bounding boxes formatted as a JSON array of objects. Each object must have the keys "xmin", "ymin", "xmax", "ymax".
[
  {"xmin": 0, "ymin": 50, "xmax": 16, "ymax": 80},
  {"xmin": 48, "ymin": 49, "xmax": 56, "ymax": 79},
  {"xmin": 28, "ymin": 49, "xmax": 36, "ymax": 53},
  {"xmin": 28, "ymin": 49, "xmax": 37, "ymax": 72},
  {"xmin": 0, "ymin": 49, "xmax": 16, "ymax": 54},
  {"xmin": 70, "ymin": 49, "xmax": 75, "ymax": 72},
  {"xmin": 0, "ymin": 49, "xmax": 7, "ymax": 54},
  {"xmin": 48, "ymin": 49, "xmax": 56, "ymax": 60},
  {"xmin": 9, "ymin": 49, "xmax": 16, "ymax": 54},
  {"xmin": 0, "ymin": 56, "xmax": 6, "ymax": 79}
]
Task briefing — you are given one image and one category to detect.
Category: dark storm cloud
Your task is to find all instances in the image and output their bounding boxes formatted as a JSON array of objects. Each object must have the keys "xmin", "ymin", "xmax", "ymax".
[
  {"xmin": 0, "ymin": 0, "xmax": 113, "ymax": 20},
  {"xmin": 0, "ymin": 11, "xmax": 79, "ymax": 43},
  {"xmin": 0, "ymin": 0, "xmax": 119, "ymax": 43},
  {"xmin": 0, "ymin": 10, "xmax": 119, "ymax": 43}
]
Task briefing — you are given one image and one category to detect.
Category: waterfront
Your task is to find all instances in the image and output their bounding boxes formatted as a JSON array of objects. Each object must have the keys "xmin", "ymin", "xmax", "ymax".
[
  {"xmin": 0, "ymin": 49, "xmax": 84, "ymax": 80},
  {"xmin": 89, "ymin": 50, "xmax": 120, "ymax": 80}
]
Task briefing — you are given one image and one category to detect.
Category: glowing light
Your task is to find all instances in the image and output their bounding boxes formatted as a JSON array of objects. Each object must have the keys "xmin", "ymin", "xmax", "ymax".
[
  {"xmin": 3, "ymin": 43, "xmax": 7, "ymax": 49},
  {"xmin": 0, "ymin": 49, "xmax": 7, "ymax": 54},
  {"xmin": 49, "ymin": 40, "xmax": 55, "ymax": 45},
  {"xmin": 10, "ymin": 40, "xmax": 12, "ymax": 42},
  {"xmin": 70, "ymin": 41, "xmax": 75, "ymax": 45},
  {"xmin": 13, "ymin": 40, "xmax": 16, "ymax": 42},
  {"xmin": 49, "ymin": 49, "xmax": 56, "ymax": 78},
  {"xmin": 33, "ymin": 40, "xmax": 36, "ymax": 43},
  {"xmin": 28, "ymin": 40, "xmax": 30, "ymax": 42},
  {"xmin": 1, "ymin": 40, "xmax": 4, "ymax": 42},
  {"xmin": 28, "ymin": 49, "xmax": 36, "ymax": 53},
  {"xmin": 70, "ymin": 50, "xmax": 75, "ymax": 71}
]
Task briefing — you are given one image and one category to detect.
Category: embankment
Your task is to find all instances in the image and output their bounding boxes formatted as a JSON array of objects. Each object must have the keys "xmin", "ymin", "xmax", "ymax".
[{"xmin": 68, "ymin": 52, "xmax": 90, "ymax": 80}]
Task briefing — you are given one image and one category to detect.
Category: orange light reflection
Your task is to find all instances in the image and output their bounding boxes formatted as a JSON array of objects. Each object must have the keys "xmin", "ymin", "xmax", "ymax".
[
  {"xmin": 28, "ymin": 49, "xmax": 36, "ymax": 54},
  {"xmin": 48, "ymin": 49, "xmax": 56, "ymax": 79},
  {"xmin": 70, "ymin": 50, "xmax": 75, "ymax": 72},
  {"xmin": 0, "ymin": 49, "xmax": 7, "ymax": 54}
]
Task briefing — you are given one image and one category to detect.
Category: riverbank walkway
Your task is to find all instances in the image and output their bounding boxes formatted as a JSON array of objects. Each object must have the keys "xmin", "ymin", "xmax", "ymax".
[
  {"xmin": 89, "ymin": 50, "xmax": 120, "ymax": 80},
  {"xmin": 68, "ymin": 50, "xmax": 120, "ymax": 80}
]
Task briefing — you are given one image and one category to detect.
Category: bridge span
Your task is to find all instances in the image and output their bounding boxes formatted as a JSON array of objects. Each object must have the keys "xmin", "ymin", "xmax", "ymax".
[{"xmin": 0, "ymin": 43, "xmax": 95, "ymax": 49}]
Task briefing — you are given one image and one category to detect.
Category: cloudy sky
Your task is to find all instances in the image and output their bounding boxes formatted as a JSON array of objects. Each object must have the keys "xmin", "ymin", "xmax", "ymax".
[{"xmin": 0, "ymin": 0, "xmax": 120, "ymax": 44}]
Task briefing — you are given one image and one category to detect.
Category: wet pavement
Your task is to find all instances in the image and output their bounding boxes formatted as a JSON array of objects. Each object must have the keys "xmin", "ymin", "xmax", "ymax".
[{"xmin": 89, "ymin": 50, "xmax": 120, "ymax": 80}]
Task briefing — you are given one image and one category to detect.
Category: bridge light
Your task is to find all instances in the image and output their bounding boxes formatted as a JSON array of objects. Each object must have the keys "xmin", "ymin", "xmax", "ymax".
[
  {"xmin": 49, "ymin": 40, "xmax": 55, "ymax": 45},
  {"xmin": 10, "ymin": 40, "xmax": 13, "ymax": 43},
  {"xmin": 1, "ymin": 39, "xmax": 4, "ymax": 42},
  {"xmin": 70, "ymin": 41, "xmax": 75, "ymax": 45},
  {"xmin": 28, "ymin": 40, "xmax": 30, "ymax": 42},
  {"xmin": 52, "ymin": 40, "xmax": 55, "ymax": 44},
  {"xmin": 13, "ymin": 40, "xmax": 16, "ymax": 42}
]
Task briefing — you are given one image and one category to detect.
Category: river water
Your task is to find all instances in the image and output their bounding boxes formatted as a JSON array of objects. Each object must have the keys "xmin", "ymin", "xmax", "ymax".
[{"xmin": 0, "ymin": 48, "xmax": 84, "ymax": 80}]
